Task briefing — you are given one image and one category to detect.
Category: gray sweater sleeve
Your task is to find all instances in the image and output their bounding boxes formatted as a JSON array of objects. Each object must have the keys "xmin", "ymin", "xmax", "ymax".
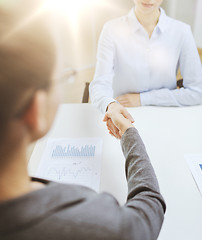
[{"xmin": 119, "ymin": 127, "xmax": 166, "ymax": 240}]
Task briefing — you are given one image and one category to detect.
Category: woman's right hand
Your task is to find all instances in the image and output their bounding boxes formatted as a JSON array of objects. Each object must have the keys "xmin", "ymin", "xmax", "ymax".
[{"xmin": 103, "ymin": 102, "xmax": 134, "ymax": 139}]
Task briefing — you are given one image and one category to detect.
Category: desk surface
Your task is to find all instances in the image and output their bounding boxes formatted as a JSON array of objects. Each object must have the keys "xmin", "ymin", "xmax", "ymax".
[{"xmin": 29, "ymin": 104, "xmax": 202, "ymax": 240}]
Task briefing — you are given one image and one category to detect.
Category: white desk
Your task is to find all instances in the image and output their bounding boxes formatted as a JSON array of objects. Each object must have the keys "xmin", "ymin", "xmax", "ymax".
[{"xmin": 29, "ymin": 104, "xmax": 202, "ymax": 240}]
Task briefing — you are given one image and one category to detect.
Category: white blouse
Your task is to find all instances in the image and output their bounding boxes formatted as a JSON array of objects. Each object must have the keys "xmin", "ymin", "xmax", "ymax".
[{"xmin": 89, "ymin": 8, "xmax": 202, "ymax": 113}]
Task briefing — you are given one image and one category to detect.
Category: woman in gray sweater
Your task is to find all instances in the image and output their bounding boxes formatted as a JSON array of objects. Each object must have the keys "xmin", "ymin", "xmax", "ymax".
[{"xmin": 0, "ymin": 1, "xmax": 166, "ymax": 240}]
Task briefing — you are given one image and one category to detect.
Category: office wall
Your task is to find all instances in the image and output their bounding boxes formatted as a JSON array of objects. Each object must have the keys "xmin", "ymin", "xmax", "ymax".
[
  {"xmin": 59, "ymin": 0, "xmax": 133, "ymax": 69},
  {"xmin": 162, "ymin": 0, "xmax": 196, "ymax": 28},
  {"xmin": 162, "ymin": 0, "xmax": 202, "ymax": 48},
  {"xmin": 194, "ymin": 0, "xmax": 202, "ymax": 48},
  {"xmin": 59, "ymin": 0, "xmax": 134, "ymax": 103}
]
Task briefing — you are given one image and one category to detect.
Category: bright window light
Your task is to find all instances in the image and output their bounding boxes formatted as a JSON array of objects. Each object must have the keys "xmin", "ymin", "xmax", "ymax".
[{"xmin": 43, "ymin": 0, "xmax": 98, "ymax": 23}]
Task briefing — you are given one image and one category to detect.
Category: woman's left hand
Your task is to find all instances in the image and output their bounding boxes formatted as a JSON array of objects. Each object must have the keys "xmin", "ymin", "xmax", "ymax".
[{"xmin": 116, "ymin": 93, "xmax": 141, "ymax": 107}]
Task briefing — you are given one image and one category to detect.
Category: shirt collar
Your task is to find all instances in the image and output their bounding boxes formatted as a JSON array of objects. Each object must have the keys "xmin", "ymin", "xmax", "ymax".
[
  {"xmin": 127, "ymin": 8, "xmax": 142, "ymax": 32},
  {"xmin": 127, "ymin": 7, "xmax": 168, "ymax": 33},
  {"xmin": 157, "ymin": 8, "xmax": 168, "ymax": 33}
]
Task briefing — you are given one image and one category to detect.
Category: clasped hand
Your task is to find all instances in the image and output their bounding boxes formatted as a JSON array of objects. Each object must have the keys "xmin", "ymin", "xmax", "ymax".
[{"xmin": 103, "ymin": 102, "xmax": 135, "ymax": 139}]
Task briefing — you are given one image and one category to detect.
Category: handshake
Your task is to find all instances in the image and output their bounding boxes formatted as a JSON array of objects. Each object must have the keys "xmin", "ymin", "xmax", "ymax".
[{"xmin": 103, "ymin": 102, "xmax": 135, "ymax": 139}]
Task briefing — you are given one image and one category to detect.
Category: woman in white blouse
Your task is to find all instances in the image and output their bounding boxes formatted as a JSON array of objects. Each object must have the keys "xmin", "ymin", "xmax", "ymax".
[{"xmin": 90, "ymin": 0, "xmax": 202, "ymax": 136}]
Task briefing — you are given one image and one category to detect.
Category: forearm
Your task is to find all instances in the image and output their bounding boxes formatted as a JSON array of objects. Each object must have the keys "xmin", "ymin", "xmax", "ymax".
[
  {"xmin": 121, "ymin": 127, "xmax": 163, "ymax": 201},
  {"xmin": 120, "ymin": 127, "xmax": 165, "ymax": 240},
  {"xmin": 89, "ymin": 80, "xmax": 115, "ymax": 113},
  {"xmin": 140, "ymin": 87, "xmax": 202, "ymax": 107},
  {"xmin": 90, "ymin": 22, "xmax": 116, "ymax": 113}
]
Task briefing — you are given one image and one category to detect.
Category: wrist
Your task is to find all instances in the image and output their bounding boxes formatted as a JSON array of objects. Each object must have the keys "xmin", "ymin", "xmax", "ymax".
[
  {"xmin": 121, "ymin": 124, "xmax": 135, "ymax": 135},
  {"xmin": 107, "ymin": 101, "xmax": 119, "ymax": 111},
  {"xmin": 138, "ymin": 93, "xmax": 141, "ymax": 106}
]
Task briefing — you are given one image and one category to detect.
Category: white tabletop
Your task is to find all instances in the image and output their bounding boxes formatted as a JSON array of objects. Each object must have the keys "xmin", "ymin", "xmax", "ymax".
[{"xmin": 29, "ymin": 103, "xmax": 202, "ymax": 240}]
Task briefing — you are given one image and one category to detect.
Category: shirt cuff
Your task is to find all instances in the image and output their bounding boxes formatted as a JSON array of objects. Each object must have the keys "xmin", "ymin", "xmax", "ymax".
[
  {"xmin": 101, "ymin": 97, "xmax": 117, "ymax": 114},
  {"xmin": 140, "ymin": 92, "xmax": 152, "ymax": 106}
]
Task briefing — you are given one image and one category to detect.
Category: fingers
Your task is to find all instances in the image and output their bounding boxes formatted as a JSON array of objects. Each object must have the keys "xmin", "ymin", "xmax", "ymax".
[
  {"xmin": 115, "ymin": 96, "xmax": 134, "ymax": 122},
  {"xmin": 117, "ymin": 100, "xmax": 129, "ymax": 106},
  {"xmin": 106, "ymin": 119, "xmax": 121, "ymax": 139},
  {"xmin": 104, "ymin": 100, "xmax": 134, "ymax": 138},
  {"xmin": 121, "ymin": 108, "xmax": 134, "ymax": 123},
  {"xmin": 120, "ymin": 102, "xmax": 129, "ymax": 107},
  {"xmin": 108, "ymin": 130, "xmax": 116, "ymax": 138},
  {"xmin": 108, "ymin": 119, "xmax": 121, "ymax": 139},
  {"xmin": 119, "ymin": 129, "xmax": 123, "ymax": 136},
  {"xmin": 116, "ymin": 96, "xmax": 128, "ymax": 105},
  {"xmin": 115, "ymin": 95, "xmax": 126, "ymax": 102},
  {"xmin": 116, "ymin": 93, "xmax": 141, "ymax": 108},
  {"xmin": 103, "ymin": 114, "xmax": 108, "ymax": 122}
]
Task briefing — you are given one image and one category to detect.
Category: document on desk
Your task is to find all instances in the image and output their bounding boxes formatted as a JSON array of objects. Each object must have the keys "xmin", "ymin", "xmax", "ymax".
[
  {"xmin": 36, "ymin": 138, "xmax": 103, "ymax": 192},
  {"xmin": 185, "ymin": 154, "xmax": 202, "ymax": 196}
]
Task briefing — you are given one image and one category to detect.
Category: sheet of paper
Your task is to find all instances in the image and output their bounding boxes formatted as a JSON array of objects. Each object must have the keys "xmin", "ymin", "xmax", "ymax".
[
  {"xmin": 36, "ymin": 138, "xmax": 102, "ymax": 192},
  {"xmin": 185, "ymin": 154, "xmax": 202, "ymax": 196}
]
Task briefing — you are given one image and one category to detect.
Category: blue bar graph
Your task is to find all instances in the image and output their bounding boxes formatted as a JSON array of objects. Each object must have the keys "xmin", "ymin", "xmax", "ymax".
[{"xmin": 52, "ymin": 145, "xmax": 96, "ymax": 158}]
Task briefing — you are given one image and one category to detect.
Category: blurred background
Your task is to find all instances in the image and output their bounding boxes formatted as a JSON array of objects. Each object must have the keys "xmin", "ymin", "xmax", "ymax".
[
  {"xmin": 48, "ymin": 0, "xmax": 202, "ymax": 103},
  {"xmin": 1, "ymin": 0, "xmax": 201, "ymax": 103}
]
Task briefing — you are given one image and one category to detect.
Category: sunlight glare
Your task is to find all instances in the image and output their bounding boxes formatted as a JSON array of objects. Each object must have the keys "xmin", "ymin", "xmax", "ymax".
[{"xmin": 43, "ymin": 0, "xmax": 98, "ymax": 23}]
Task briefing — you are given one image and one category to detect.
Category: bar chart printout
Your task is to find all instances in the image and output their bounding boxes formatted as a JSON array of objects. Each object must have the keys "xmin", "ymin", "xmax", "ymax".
[
  {"xmin": 185, "ymin": 154, "xmax": 202, "ymax": 196},
  {"xmin": 36, "ymin": 138, "xmax": 102, "ymax": 191}
]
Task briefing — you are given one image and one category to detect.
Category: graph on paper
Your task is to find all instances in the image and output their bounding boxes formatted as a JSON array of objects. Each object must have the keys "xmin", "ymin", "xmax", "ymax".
[
  {"xmin": 185, "ymin": 154, "xmax": 202, "ymax": 196},
  {"xmin": 47, "ymin": 167, "xmax": 94, "ymax": 179},
  {"xmin": 52, "ymin": 145, "xmax": 96, "ymax": 158},
  {"xmin": 36, "ymin": 138, "xmax": 102, "ymax": 191}
]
